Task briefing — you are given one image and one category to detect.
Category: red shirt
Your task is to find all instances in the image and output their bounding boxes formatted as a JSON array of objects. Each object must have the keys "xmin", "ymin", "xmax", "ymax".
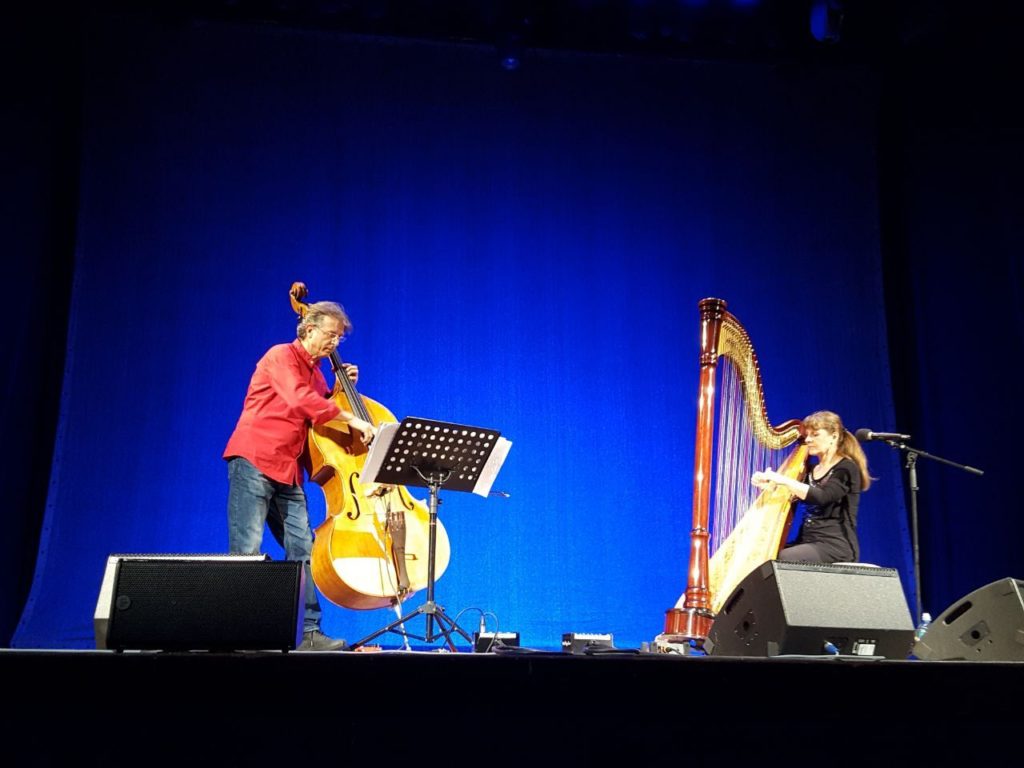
[{"xmin": 223, "ymin": 339, "xmax": 341, "ymax": 485}]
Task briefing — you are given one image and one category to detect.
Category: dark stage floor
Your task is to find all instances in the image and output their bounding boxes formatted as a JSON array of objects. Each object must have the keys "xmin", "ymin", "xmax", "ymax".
[{"xmin": 2, "ymin": 647, "xmax": 1020, "ymax": 766}]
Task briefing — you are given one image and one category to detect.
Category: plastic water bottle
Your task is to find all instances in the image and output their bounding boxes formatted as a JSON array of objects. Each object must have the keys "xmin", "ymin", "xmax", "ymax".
[{"xmin": 914, "ymin": 612, "xmax": 932, "ymax": 643}]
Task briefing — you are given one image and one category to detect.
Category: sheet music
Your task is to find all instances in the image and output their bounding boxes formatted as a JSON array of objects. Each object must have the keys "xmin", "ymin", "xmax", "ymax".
[
  {"xmin": 360, "ymin": 421, "xmax": 400, "ymax": 485},
  {"xmin": 472, "ymin": 436, "xmax": 512, "ymax": 496}
]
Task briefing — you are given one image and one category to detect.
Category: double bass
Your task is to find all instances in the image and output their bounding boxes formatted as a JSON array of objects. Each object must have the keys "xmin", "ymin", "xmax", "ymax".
[{"xmin": 289, "ymin": 282, "xmax": 450, "ymax": 609}]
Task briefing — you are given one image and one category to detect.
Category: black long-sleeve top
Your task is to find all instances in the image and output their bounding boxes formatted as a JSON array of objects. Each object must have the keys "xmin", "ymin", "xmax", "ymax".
[{"xmin": 793, "ymin": 457, "xmax": 862, "ymax": 562}]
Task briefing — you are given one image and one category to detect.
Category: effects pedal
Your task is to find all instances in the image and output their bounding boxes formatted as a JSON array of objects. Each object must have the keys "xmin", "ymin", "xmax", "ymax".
[{"xmin": 561, "ymin": 632, "xmax": 615, "ymax": 654}]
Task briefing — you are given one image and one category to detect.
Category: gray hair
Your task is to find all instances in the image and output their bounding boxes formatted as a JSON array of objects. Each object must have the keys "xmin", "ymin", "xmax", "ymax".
[{"xmin": 296, "ymin": 301, "xmax": 352, "ymax": 340}]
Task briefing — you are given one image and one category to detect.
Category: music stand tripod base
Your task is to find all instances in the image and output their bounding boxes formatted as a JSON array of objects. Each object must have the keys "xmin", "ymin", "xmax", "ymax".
[{"xmin": 350, "ymin": 417, "xmax": 508, "ymax": 651}]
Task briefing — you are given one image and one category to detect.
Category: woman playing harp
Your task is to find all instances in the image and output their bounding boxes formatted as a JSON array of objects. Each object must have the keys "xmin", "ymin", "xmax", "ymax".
[{"xmin": 753, "ymin": 410, "xmax": 871, "ymax": 565}]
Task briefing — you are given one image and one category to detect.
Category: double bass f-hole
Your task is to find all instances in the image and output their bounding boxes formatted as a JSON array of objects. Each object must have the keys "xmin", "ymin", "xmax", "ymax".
[{"xmin": 345, "ymin": 472, "xmax": 364, "ymax": 521}]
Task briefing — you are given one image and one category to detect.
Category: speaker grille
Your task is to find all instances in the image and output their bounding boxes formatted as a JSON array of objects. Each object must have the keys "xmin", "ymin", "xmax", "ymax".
[
  {"xmin": 772, "ymin": 564, "xmax": 910, "ymax": 629},
  {"xmin": 104, "ymin": 559, "xmax": 303, "ymax": 651}
]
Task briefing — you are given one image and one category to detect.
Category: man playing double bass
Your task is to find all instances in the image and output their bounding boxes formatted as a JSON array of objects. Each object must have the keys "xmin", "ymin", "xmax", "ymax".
[{"xmin": 223, "ymin": 298, "xmax": 375, "ymax": 651}]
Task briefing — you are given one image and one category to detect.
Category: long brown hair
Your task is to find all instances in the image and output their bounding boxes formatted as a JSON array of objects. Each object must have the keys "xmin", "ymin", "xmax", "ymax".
[{"xmin": 803, "ymin": 410, "xmax": 872, "ymax": 491}]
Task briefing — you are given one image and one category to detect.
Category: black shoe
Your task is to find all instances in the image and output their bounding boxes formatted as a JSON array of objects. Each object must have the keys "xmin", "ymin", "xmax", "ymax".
[{"xmin": 297, "ymin": 630, "xmax": 349, "ymax": 652}]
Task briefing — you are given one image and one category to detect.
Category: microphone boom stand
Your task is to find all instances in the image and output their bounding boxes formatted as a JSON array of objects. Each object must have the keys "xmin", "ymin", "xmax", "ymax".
[{"xmin": 878, "ymin": 437, "xmax": 984, "ymax": 625}]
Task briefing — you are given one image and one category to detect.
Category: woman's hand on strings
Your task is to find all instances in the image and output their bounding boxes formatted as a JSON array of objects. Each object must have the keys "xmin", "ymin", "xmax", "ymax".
[{"xmin": 752, "ymin": 468, "xmax": 779, "ymax": 490}]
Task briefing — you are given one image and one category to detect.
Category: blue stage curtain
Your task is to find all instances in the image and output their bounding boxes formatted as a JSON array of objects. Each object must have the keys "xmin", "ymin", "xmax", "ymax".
[{"xmin": 12, "ymin": 17, "xmax": 913, "ymax": 649}]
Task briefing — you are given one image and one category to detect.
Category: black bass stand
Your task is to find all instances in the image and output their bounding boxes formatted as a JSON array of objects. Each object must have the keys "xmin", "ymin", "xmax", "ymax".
[
  {"xmin": 350, "ymin": 417, "xmax": 511, "ymax": 651},
  {"xmin": 873, "ymin": 435, "xmax": 984, "ymax": 625}
]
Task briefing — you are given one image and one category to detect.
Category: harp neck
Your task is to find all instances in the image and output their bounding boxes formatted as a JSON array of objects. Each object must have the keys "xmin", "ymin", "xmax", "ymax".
[{"xmin": 700, "ymin": 297, "xmax": 802, "ymax": 448}]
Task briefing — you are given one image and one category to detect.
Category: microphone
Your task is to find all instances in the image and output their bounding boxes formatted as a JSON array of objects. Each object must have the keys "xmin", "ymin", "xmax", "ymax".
[{"xmin": 855, "ymin": 428, "xmax": 911, "ymax": 442}]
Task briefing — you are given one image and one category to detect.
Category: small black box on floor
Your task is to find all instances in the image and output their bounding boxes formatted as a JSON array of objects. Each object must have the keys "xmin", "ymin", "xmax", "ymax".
[
  {"xmin": 95, "ymin": 554, "xmax": 304, "ymax": 652},
  {"xmin": 915, "ymin": 577, "xmax": 1024, "ymax": 661},
  {"xmin": 561, "ymin": 632, "xmax": 614, "ymax": 654},
  {"xmin": 473, "ymin": 632, "xmax": 521, "ymax": 653},
  {"xmin": 706, "ymin": 561, "xmax": 914, "ymax": 659}
]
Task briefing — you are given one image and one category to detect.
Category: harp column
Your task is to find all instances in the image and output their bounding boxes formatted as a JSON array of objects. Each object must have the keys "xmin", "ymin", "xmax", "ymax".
[{"xmin": 664, "ymin": 297, "xmax": 727, "ymax": 642}]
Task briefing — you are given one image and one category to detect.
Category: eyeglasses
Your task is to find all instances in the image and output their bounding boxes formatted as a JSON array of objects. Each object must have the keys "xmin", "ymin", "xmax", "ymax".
[{"xmin": 315, "ymin": 326, "xmax": 345, "ymax": 342}]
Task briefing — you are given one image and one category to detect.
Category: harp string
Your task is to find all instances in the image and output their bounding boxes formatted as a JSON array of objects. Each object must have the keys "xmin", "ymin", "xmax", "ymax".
[{"xmin": 709, "ymin": 358, "xmax": 789, "ymax": 557}]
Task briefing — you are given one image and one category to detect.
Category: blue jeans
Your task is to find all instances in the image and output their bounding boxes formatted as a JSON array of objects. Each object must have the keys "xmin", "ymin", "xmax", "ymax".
[{"xmin": 227, "ymin": 457, "xmax": 321, "ymax": 632}]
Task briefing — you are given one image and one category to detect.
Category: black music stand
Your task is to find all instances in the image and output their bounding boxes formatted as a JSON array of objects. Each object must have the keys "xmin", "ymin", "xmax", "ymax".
[{"xmin": 349, "ymin": 417, "xmax": 510, "ymax": 651}]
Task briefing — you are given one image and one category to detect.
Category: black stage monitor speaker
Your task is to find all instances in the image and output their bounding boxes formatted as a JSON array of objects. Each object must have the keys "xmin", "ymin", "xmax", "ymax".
[
  {"xmin": 95, "ymin": 554, "xmax": 304, "ymax": 651},
  {"xmin": 914, "ymin": 577, "xmax": 1024, "ymax": 661},
  {"xmin": 705, "ymin": 561, "xmax": 915, "ymax": 658}
]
